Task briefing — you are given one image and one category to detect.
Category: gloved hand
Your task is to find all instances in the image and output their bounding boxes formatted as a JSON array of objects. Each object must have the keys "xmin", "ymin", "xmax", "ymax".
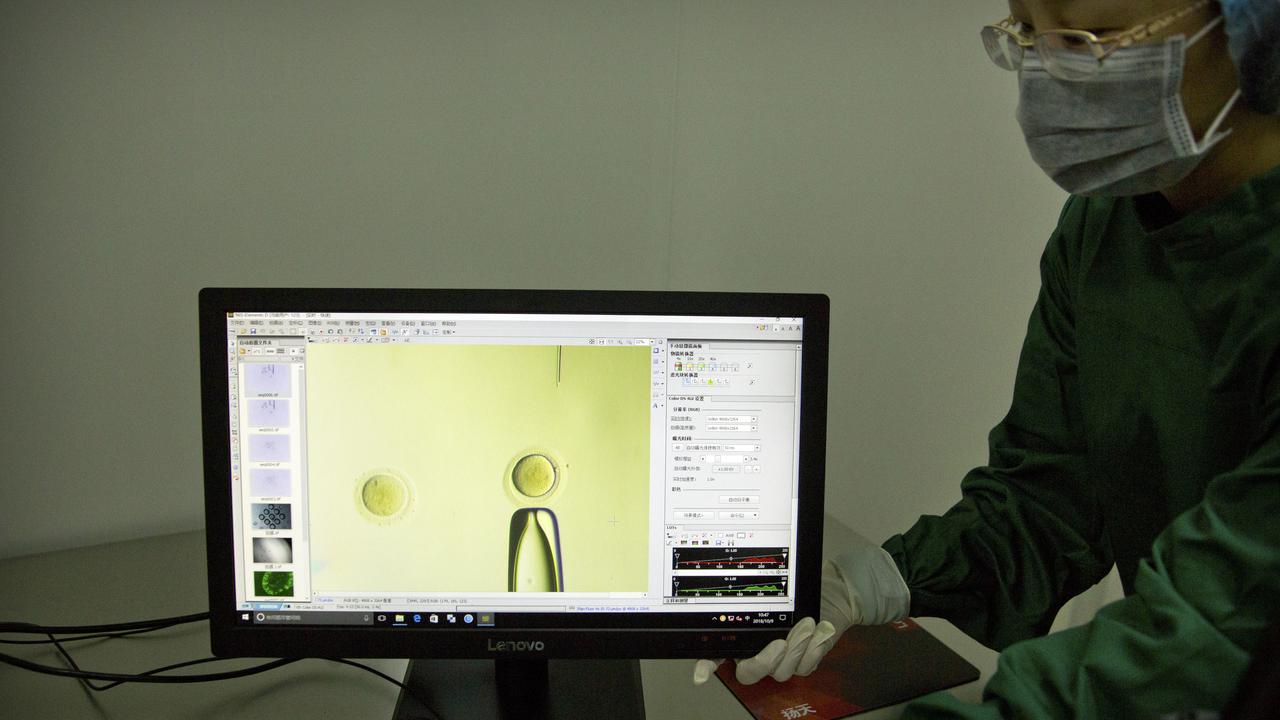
[{"xmin": 691, "ymin": 533, "xmax": 910, "ymax": 686}]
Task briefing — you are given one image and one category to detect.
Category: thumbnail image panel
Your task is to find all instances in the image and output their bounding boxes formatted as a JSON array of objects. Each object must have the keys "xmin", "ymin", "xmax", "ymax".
[
  {"xmin": 247, "ymin": 399, "xmax": 290, "ymax": 428},
  {"xmin": 253, "ymin": 537, "xmax": 293, "ymax": 564},
  {"xmin": 244, "ymin": 363, "xmax": 291, "ymax": 397},
  {"xmin": 305, "ymin": 344, "xmax": 651, "ymax": 593},
  {"xmin": 254, "ymin": 570, "xmax": 294, "ymax": 597},
  {"xmin": 251, "ymin": 503, "xmax": 291, "ymax": 530},
  {"xmin": 249, "ymin": 469, "xmax": 291, "ymax": 498},
  {"xmin": 248, "ymin": 434, "xmax": 290, "ymax": 463}
]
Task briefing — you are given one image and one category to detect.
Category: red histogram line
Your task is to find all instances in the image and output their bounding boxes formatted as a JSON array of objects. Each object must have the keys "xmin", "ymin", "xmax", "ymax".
[{"xmin": 678, "ymin": 554, "xmax": 786, "ymax": 566}]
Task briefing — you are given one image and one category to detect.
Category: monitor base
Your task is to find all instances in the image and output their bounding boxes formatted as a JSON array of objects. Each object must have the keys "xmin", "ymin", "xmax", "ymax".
[{"xmin": 392, "ymin": 658, "xmax": 645, "ymax": 720}]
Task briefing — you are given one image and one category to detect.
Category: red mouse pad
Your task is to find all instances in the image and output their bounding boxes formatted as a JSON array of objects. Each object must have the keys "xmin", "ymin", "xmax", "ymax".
[{"xmin": 716, "ymin": 619, "xmax": 980, "ymax": 719}]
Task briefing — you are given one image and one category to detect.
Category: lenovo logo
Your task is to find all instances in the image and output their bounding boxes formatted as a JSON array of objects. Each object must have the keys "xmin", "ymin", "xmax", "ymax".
[{"xmin": 487, "ymin": 639, "xmax": 546, "ymax": 652}]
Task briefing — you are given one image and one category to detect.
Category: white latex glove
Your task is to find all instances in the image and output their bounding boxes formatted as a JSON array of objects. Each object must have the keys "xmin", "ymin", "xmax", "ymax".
[{"xmin": 692, "ymin": 533, "xmax": 909, "ymax": 686}]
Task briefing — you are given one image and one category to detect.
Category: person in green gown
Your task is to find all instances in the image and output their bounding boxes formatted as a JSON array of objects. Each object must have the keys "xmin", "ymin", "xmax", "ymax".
[{"xmin": 695, "ymin": 1, "xmax": 1280, "ymax": 716}]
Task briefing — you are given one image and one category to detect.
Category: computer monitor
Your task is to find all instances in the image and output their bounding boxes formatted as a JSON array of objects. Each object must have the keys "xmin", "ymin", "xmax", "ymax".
[{"xmin": 199, "ymin": 288, "xmax": 829, "ymax": 719}]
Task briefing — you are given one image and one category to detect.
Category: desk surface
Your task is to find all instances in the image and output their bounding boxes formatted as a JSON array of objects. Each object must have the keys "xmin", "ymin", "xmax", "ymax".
[{"xmin": 0, "ymin": 521, "xmax": 997, "ymax": 719}]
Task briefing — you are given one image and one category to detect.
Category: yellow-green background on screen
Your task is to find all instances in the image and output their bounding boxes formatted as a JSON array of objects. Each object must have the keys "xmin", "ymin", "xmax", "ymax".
[{"xmin": 305, "ymin": 343, "xmax": 651, "ymax": 593}]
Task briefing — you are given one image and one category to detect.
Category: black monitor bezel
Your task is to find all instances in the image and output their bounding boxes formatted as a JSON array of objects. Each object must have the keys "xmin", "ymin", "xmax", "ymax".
[{"xmin": 199, "ymin": 288, "xmax": 828, "ymax": 659}]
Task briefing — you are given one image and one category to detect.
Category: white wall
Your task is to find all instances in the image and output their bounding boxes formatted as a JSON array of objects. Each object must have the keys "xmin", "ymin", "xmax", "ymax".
[{"xmin": 0, "ymin": 1, "xmax": 1068, "ymax": 573}]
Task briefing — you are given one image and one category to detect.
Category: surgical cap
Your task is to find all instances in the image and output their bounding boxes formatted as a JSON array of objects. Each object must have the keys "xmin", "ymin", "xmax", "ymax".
[{"xmin": 1221, "ymin": 0, "xmax": 1280, "ymax": 114}]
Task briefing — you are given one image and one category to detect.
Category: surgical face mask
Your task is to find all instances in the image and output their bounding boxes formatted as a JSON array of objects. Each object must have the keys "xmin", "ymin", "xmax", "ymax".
[{"xmin": 1016, "ymin": 16, "xmax": 1242, "ymax": 197}]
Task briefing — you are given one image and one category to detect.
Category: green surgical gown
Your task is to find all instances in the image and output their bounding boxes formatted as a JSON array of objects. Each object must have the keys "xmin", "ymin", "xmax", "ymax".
[{"xmin": 882, "ymin": 165, "xmax": 1280, "ymax": 718}]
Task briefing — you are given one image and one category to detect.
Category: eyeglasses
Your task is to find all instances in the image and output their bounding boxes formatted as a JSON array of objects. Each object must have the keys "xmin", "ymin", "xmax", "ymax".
[{"xmin": 981, "ymin": 0, "xmax": 1212, "ymax": 80}]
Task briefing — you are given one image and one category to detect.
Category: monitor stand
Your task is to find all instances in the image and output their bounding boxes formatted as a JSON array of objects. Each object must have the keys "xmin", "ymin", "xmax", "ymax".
[{"xmin": 391, "ymin": 658, "xmax": 645, "ymax": 720}]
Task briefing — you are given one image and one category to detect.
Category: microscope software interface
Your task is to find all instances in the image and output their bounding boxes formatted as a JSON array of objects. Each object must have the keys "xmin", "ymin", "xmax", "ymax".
[{"xmin": 223, "ymin": 311, "xmax": 805, "ymax": 629}]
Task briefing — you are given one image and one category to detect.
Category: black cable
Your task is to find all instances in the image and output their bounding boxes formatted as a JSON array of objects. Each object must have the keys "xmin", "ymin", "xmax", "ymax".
[
  {"xmin": 46, "ymin": 632, "xmax": 108, "ymax": 691},
  {"xmin": 4, "ymin": 612, "xmax": 444, "ymax": 719},
  {"xmin": 2, "ymin": 612, "xmax": 222, "ymax": 690},
  {"xmin": 1, "ymin": 613, "xmax": 208, "ymax": 649},
  {"xmin": 50, "ymin": 636, "xmax": 250, "ymax": 692},
  {"xmin": 11, "ymin": 646, "xmax": 443, "ymax": 719},
  {"xmin": 0, "ymin": 649, "xmax": 298, "ymax": 683},
  {"xmin": 0, "ymin": 612, "xmax": 210, "ymax": 636},
  {"xmin": 1, "ymin": 622, "xmax": 203, "ymax": 645},
  {"xmin": 43, "ymin": 633, "xmax": 232, "ymax": 691}
]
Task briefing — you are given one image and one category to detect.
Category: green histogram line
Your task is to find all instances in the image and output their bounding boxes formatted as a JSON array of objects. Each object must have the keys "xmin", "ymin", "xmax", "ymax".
[{"xmin": 677, "ymin": 584, "xmax": 783, "ymax": 594}]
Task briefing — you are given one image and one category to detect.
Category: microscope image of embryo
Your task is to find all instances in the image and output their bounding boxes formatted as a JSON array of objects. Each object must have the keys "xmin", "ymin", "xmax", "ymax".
[
  {"xmin": 358, "ymin": 471, "xmax": 411, "ymax": 521},
  {"xmin": 512, "ymin": 453, "xmax": 557, "ymax": 498},
  {"xmin": 303, "ymin": 343, "xmax": 651, "ymax": 594}
]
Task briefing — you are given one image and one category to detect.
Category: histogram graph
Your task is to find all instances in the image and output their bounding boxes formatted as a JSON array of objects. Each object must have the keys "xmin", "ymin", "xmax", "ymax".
[
  {"xmin": 672, "ymin": 546, "xmax": 789, "ymax": 571},
  {"xmin": 671, "ymin": 574, "xmax": 788, "ymax": 597}
]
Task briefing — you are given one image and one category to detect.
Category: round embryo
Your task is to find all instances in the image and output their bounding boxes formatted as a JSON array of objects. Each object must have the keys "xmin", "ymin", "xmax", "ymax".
[
  {"xmin": 355, "ymin": 469, "xmax": 412, "ymax": 523},
  {"xmin": 512, "ymin": 453, "xmax": 557, "ymax": 498}
]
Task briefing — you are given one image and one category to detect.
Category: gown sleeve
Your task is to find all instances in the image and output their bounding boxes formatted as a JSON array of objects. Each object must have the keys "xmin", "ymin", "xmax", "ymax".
[{"xmin": 882, "ymin": 197, "xmax": 1114, "ymax": 651}]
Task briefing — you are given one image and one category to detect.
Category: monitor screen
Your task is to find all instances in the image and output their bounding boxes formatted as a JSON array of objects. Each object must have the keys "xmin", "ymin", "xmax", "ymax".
[{"xmin": 199, "ymin": 288, "xmax": 828, "ymax": 707}]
